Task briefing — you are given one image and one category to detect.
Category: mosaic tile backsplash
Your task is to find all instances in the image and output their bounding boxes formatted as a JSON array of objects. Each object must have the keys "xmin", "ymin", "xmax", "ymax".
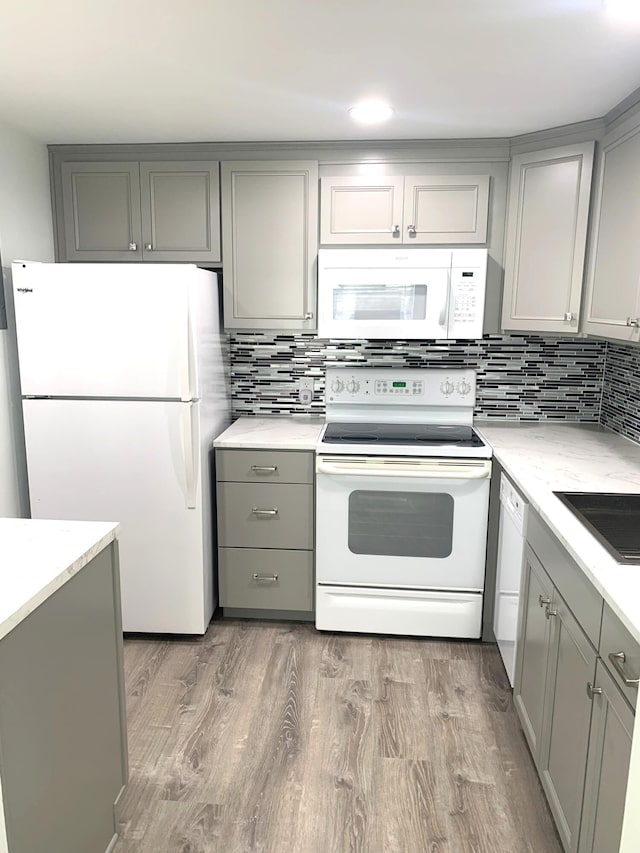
[
  {"xmin": 601, "ymin": 342, "xmax": 640, "ymax": 443},
  {"xmin": 229, "ymin": 333, "xmax": 607, "ymax": 422}
]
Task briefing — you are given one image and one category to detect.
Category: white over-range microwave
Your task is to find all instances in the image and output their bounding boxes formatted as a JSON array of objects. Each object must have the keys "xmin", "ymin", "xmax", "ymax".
[{"xmin": 317, "ymin": 248, "xmax": 488, "ymax": 340}]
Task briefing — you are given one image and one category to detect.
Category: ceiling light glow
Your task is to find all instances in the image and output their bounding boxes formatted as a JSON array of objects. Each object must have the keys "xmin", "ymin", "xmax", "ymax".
[
  {"xmin": 348, "ymin": 100, "xmax": 394, "ymax": 124},
  {"xmin": 604, "ymin": 0, "xmax": 640, "ymax": 20}
]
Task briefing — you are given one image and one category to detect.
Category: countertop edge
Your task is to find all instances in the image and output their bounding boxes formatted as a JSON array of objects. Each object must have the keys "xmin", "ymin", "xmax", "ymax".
[{"xmin": 0, "ymin": 521, "xmax": 120, "ymax": 642}]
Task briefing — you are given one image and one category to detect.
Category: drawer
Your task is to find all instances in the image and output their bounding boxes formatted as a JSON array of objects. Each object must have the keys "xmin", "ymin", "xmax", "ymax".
[
  {"xmin": 600, "ymin": 603, "xmax": 639, "ymax": 711},
  {"xmin": 217, "ymin": 482, "xmax": 313, "ymax": 550},
  {"xmin": 527, "ymin": 511, "xmax": 603, "ymax": 648},
  {"xmin": 219, "ymin": 548, "xmax": 313, "ymax": 611},
  {"xmin": 216, "ymin": 449, "xmax": 313, "ymax": 484}
]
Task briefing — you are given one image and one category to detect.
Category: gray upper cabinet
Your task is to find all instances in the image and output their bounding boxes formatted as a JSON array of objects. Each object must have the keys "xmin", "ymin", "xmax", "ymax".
[
  {"xmin": 62, "ymin": 162, "xmax": 142, "ymax": 261},
  {"xmin": 501, "ymin": 143, "xmax": 594, "ymax": 334},
  {"xmin": 139, "ymin": 161, "xmax": 221, "ymax": 262},
  {"xmin": 59, "ymin": 160, "xmax": 221, "ymax": 263},
  {"xmin": 584, "ymin": 115, "xmax": 640, "ymax": 342},
  {"xmin": 222, "ymin": 160, "xmax": 318, "ymax": 330},
  {"xmin": 320, "ymin": 174, "xmax": 489, "ymax": 245}
]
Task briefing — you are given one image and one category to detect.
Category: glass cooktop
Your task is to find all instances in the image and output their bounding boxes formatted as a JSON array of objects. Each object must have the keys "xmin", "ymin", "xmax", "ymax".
[{"xmin": 322, "ymin": 422, "xmax": 485, "ymax": 448}]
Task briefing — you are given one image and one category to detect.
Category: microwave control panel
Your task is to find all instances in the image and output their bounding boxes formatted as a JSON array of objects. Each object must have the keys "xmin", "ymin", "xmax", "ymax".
[{"xmin": 325, "ymin": 368, "xmax": 476, "ymax": 407}]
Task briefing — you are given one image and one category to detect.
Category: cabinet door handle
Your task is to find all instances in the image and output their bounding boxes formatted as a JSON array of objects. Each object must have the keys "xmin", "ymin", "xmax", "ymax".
[
  {"xmin": 608, "ymin": 651, "xmax": 640, "ymax": 687},
  {"xmin": 251, "ymin": 508, "xmax": 278, "ymax": 516},
  {"xmin": 392, "ymin": 225, "xmax": 400, "ymax": 237},
  {"xmin": 545, "ymin": 605, "xmax": 557, "ymax": 620},
  {"xmin": 586, "ymin": 682, "xmax": 602, "ymax": 699},
  {"xmin": 407, "ymin": 224, "xmax": 416, "ymax": 236},
  {"xmin": 145, "ymin": 243, "xmax": 153, "ymax": 251},
  {"xmin": 252, "ymin": 573, "xmax": 279, "ymax": 582},
  {"xmin": 538, "ymin": 594, "xmax": 552, "ymax": 608},
  {"xmin": 128, "ymin": 242, "xmax": 137, "ymax": 251},
  {"xmin": 251, "ymin": 466, "xmax": 278, "ymax": 473},
  {"xmin": 563, "ymin": 312, "xmax": 575, "ymax": 322},
  {"xmin": 626, "ymin": 317, "xmax": 639, "ymax": 327}
]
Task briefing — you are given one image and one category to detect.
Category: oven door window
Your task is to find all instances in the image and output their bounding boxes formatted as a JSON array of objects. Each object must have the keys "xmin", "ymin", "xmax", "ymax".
[{"xmin": 348, "ymin": 490, "xmax": 454, "ymax": 558}]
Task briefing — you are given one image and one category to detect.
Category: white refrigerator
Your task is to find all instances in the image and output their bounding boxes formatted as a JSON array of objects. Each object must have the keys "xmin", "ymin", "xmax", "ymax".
[{"xmin": 12, "ymin": 261, "xmax": 230, "ymax": 634}]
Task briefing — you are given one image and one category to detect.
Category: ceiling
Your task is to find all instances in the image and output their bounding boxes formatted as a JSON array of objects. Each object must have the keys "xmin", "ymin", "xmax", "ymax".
[{"xmin": 2, "ymin": 0, "xmax": 640, "ymax": 145}]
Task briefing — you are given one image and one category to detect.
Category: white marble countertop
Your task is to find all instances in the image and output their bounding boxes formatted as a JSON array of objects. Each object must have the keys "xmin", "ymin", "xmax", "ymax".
[
  {"xmin": 0, "ymin": 518, "xmax": 119, "ymax": 642},
  {"xmin": 475, "ymin": 422, "xmax": 640, "ymax": 643},
  {"xmin": 213, "ymin": 416, "xmax": 325, "ymax": 450}
]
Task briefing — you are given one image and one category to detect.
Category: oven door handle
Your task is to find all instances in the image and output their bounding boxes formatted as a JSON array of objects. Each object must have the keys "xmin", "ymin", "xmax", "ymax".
[{"xmin": 316, "ymin": 459, "xmax": 491, "ymax": 479}]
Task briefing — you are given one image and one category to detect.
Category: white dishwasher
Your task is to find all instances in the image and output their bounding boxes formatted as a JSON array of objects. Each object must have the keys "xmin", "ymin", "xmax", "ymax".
[{"xmin": 493, "ymin": 473, "xmax": 528, "ymax": 686}]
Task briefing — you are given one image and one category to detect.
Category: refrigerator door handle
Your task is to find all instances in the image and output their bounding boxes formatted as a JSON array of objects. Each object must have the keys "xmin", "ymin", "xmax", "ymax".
[
  {"xmin": 185, "ymin": 299, "xmax": 199, "ymax": 402},
  {"xmin": 184, "ymin": 402, "xmax": 199, "ymax": 509}
]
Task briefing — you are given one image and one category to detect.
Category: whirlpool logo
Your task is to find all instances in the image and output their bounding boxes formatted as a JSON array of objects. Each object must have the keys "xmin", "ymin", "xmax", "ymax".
[{"xmin": 17, "ymin": 288, "xmax": 33, "ymax": 293}]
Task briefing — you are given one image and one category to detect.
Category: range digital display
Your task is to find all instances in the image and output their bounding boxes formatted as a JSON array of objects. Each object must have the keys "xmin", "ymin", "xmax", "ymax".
[{"xmin": 392, "ymin": 381, "xmax": 406, "ymax": 387}]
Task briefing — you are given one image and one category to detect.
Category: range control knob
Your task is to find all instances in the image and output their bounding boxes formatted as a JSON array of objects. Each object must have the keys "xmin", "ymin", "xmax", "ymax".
[
  {"xmin": 331, "ymin": 378, "xmax": 345, "ymax": 393},
  {"xmin": 457, "ymin": 380, "xmax": 471, "ymax": 396},
  {"xmin": 346, "ymin": 379, "xmax": 360, "ymax": 394},
  {"xmin": 440, "ymin": 380, "xmax": 455, "ymax": 396}
]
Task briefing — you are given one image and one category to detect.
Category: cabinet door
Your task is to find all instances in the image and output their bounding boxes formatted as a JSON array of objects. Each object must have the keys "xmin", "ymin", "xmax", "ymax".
[
  {"xmin": 502, "ymin": 143, "xmax": 594, "ymax": 334},
  {"xmin": 403, "ymin": 175, "xmax": 489, "ymax": 244},
  {"xmin": 319, "ymin": 176, "xmax": 404, "ymax": 244},
  {"xmin": 584, "ymin": 121, "xmax": 640, "ymax": 342},
  {"xmin": 140, "ymin": 161, "xmax": 221, "ymax": 263},
  {"xmin": 539, "ymin": 593, "xmax": 597, "ymax": 852},
  {"xmin": 578, "ymin": 661, "xmax": 634, "ymax": 853},
  {"xmin": 61, "ymin": 162, "xmax": 142, "ymax": 261},
  {"xmin": 514, "ymin": 547, "xmax": 554, "ymax": 765},
  {"xmin": 221, "ymin": 160, "xmax": 318, "ymax": 330}
]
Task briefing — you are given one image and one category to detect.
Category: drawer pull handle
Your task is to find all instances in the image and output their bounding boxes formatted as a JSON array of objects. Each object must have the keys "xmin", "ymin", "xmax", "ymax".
[
  {"xmin": 538, "ymin": 595, "xmax": 552, "ymax": 608},
  {"xmin": 251, "ymin": 508, "xmax": 278, "ymax": 516},
  {"xmin": 252, "ymin": 573, "xmax": 279, "ymax": 583},
  {"xmin": 586, "ymin": 682, "xmax": 602, "ymax": 699},
  {"xmin": 251, "ymin": 466, "xmax": 278, "ymax": 473},
  {"xmin": 608, "ymin": 651, "xmax": 640, "ymax": 688}
]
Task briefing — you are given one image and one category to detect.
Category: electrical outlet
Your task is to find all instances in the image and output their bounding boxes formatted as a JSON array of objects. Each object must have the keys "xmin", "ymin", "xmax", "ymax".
[{"xmin": 298, "ymin": 377, "xmax": 314, "ymax": 405}]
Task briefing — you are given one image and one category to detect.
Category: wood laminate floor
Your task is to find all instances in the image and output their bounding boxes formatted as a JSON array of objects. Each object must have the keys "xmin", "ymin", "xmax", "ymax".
[{"xmin": 113, "ymin": 618, "xmax": 562, "ymax": 853}]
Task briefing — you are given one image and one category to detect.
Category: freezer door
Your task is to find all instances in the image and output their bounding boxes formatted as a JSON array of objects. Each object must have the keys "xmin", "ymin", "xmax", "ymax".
[
  {"xmin": 13, "ymin": 263, "xmax": 195, "ymax": 400},
  {"xmin": 23, "ymin": 398, "xmax": 212, "ymax": 634}
]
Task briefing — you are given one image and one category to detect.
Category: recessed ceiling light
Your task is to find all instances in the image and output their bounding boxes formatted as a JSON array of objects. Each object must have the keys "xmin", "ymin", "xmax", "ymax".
[
  {"xmin": 603, "ymin": 0, "xmax": 640, "ymax": 20},
  {"xmin": 348, "ymin": 100, "xmax": 394, "ymax": 124}
]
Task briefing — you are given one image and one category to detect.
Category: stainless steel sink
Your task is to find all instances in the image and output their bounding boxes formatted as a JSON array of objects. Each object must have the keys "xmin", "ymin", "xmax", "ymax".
[{"xmin": 553, "ymin": 492, "xmax": 640, "ymax": 565}]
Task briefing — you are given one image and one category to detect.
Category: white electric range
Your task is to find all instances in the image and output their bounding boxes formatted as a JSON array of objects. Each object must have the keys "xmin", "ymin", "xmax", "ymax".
[{"xmin": 315, "ymin": 367, "xmax": 492, "ymax": 639}]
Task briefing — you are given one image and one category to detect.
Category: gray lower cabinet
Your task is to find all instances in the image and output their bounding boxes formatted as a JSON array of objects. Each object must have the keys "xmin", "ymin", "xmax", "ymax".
[
  {"xmin": 221, "ymin": 161, "xmax": 318, "ymax": 330},
  {"xmin": 59, "ymin": 159, "xmax": 221, "ymax": 263},
  {"xmin": 538, "ymin": 584, "xmax": 597, "ymax": 852},
  {"xmin": 579, "ymin": 660, "xmax": 634, "ymax": 853},
  {"xmin": 216, "ymin": 448, "xmax": 314, "ymax": 618},
  {"xmin": 515, "ymin": 511, "xmax": 637, "ymax": 853},
  {"xmin": 514, "ymin": 547, "xmax": 554, "ymax": 764},
  {"xmin": 0, "ymin": 541, "xmax": 127, "ymax": 853}
]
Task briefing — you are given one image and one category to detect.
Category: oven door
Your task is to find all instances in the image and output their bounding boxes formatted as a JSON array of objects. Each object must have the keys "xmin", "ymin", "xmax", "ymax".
[
  {"xmin": 317, "ymin": 266, "xmax": 450, "ymax": 340},
  {"xmin": 316, "ymin": 455, "xmax": 491, "ymax": 590}
]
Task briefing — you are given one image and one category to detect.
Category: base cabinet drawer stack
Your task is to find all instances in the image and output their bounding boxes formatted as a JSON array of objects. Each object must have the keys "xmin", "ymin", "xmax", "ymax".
[
  {"xmin": 216, "ymin": 449, "xmax": 314, "ymax": 618},
  {"xmin": 514, "ymin": 510, "xmax": 638, "ymax": 853}
]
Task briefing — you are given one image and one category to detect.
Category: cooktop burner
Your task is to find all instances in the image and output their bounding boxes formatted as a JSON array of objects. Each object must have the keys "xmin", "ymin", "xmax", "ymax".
[{"xmin": 322, "ymin": 422, "xmax": 485, "ymax": 448}]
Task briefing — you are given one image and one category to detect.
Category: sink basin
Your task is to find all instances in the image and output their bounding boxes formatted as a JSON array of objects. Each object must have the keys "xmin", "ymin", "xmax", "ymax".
[{"xmin": 553, "ymin": 492, "xmax": 640, "ymax": 565}]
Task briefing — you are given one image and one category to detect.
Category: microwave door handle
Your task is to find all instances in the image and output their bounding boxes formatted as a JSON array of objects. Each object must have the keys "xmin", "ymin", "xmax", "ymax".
[{"xmin": 438, "ymin": 272, "xmax": 451, "ymax": 332}]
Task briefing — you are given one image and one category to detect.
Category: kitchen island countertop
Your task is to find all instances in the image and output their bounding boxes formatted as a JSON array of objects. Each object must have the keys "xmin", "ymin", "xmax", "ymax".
[
  {"xmin": 475, "ymin": 422, "xmax": 640, "ymax": 644},
  {"xmin": 0, "ymin": 517, "xmax": 119, "ymax": 642}
]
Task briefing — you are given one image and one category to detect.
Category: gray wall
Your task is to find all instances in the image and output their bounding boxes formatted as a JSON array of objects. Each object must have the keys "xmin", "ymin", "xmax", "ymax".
[{"xmin": 0, "ymin": 120, "xmax": 55, "ymax": 517}]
